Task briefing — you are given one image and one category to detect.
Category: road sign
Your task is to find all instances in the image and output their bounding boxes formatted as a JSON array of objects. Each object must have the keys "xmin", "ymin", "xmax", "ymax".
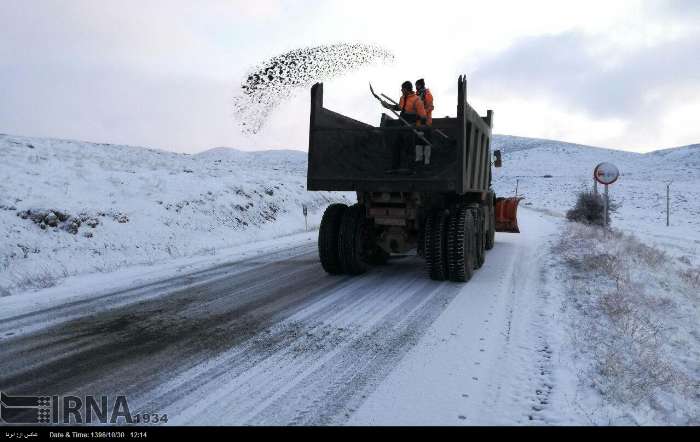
[{"xmin": 594, "ymin": 162, "xmax": 619, "ymax": 185}]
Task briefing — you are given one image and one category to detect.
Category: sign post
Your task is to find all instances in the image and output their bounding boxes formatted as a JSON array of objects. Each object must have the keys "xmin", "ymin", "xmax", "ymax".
[
  {"xmin": 302, "ymin": 204, "xmax": 308, "ymax": 231},
  {"xmin": 593, "ymin": 162, "xmax": 620, "ymax": 228}
]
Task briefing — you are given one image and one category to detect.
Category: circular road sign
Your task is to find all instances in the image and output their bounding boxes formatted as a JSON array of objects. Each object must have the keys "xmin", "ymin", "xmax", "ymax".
[{"xmin": 594, "ymin": 162, "xmax": 620, "ymax": 185}]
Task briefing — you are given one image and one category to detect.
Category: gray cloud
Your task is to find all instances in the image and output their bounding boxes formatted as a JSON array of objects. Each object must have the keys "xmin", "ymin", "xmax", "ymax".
[
  {"xmin": 1, "ymin": 1, "xmax": 698, "ymax": 152},
  {"xmin": 0, "ymin": 63, "xmax": 240, "ymax": 152},
  {"xmin": 470, "ymin": 31, "xmax": 700, "ymax": 119},
  {"xmin": 649, "ymin": 0, "xmax": 700, "ymax": 18}
]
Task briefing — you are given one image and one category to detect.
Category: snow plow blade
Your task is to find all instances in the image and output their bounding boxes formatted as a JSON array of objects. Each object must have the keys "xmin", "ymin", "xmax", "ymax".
[{"xmin": 495, "ymin": 197, "xmax": 522, "ymax": 233}]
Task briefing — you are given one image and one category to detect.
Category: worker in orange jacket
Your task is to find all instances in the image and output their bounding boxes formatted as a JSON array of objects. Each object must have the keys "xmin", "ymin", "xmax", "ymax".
[
  {"xmin": 416, "ymin": 79, "xmax": 434, "ymax": 126},
  {"xmin": 383, "ymin": 81, "xmax": 428, "ymax": 126},
  {"xmin": 382, "ymin": 81, "xmax": 431, "ymax": 167}
]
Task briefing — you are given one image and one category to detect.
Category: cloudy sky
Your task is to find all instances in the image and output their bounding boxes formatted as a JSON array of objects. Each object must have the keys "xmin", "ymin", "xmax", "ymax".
[{"xmin": 1, "ymin": 0, "xmax": 698, "ymax": 153}]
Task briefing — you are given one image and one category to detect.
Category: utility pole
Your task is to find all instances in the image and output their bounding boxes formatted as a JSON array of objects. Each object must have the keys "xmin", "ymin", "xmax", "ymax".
[
  {"xmin": 515, "ymin": 179, "xmax": 519, "ymax": 197},
  {"xmin": 666, "ymin": 181, "xmax": 673, "ymax": 227}
]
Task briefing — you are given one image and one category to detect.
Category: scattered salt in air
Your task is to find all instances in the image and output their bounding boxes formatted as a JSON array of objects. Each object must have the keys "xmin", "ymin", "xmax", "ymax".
[{"xmin": 233, "ymin": 42, "xmax": 394, "ymax": 134}]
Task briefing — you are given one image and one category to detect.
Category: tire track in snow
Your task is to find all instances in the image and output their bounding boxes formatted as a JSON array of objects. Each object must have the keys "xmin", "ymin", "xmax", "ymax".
[{"xmin": 0, "ymin": 246, "xmax": 464, "ymax": 425}]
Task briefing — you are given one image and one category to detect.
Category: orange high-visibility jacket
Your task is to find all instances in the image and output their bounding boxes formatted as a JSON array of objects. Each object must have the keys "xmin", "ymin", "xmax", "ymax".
[
  {"xmin": 398, "ymin": 92, "xmax": 427, "ymax": 126},
  {"xmin": 418, "ymin": 88, "xmax": 434, "ymax": 126}
]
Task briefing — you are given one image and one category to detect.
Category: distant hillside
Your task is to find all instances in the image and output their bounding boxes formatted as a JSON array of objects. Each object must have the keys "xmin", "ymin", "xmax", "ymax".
[
  {"xmin": 489, "ymin": 135, "xmax": 700, "ymax": 242},
  {"xmin": 0, "ymin": 134, "xmax": 344, "ymax": 295},
  {"xmin": 196, "ymin": 147, "xmax": 308, "ymax": 174},
  {"xmin": 1, "ymin": 131, "xmax": 698, "ymax": 295}
]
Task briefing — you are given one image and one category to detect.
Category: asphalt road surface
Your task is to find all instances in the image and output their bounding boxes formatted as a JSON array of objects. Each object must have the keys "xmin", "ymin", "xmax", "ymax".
[{"xmin": 0, "ymin": 210, "xmax": 558, "ymax": 425}]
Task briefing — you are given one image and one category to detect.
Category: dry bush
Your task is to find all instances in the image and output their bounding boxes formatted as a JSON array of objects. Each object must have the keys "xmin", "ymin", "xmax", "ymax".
[
  {"xmin": 580, "ymin": 253, "xmax": 622, "ymax": 276},
  {"xmin": 680, "ymin": 268, "xmax": 700, "ymax": 289},
  {"xmin": 12, "ymin": 265, "xmax": 70, "ymax": 291},
  {"xmin": 600, "ymin": 282, "xmax": 632, "ymax": 318},
  {"xmin": 558, "ymin": 223, "xmax": 692, "ymax": 413},
  {"xmin": 566, "ymin": 191, "xmax": 618, "ymax": 226},
  {"xmin": 14, "ymin": 272, "xmax": 58, "ymax": 290},
  {"xmin": 619, "ymin": 235, "xmax": 667, "ymax": 269}
]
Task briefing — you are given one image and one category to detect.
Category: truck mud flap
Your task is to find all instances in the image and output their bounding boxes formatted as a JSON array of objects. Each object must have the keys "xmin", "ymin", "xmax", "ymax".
[{"xmin": 495, "ymin": 197, "xmax": 522, "ymax": 233}]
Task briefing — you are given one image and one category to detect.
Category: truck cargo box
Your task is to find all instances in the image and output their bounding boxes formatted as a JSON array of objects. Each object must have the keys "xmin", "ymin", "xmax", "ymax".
[{"xmin": 307, "ymin": 75, "xmax": 493, "ymax": 194}]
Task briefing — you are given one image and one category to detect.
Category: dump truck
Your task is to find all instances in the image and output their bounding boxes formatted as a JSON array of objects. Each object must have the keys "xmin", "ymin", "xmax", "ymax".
[{"xmin": 307, "ymin": 76, "xmax": 520, "ymax": 282}]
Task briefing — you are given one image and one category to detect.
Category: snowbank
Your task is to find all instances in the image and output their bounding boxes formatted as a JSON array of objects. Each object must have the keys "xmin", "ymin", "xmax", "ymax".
[
  {"xmin": 2, "ymin": 131, "xmax": 698, "ymax": 297},
  {"xmin": 0, "ymin": 134, "xmax": 350, "ymax": 295},
  {"xmin": 491, "ymin": 135, "xmax": 700, "ymax": 262},
  {"xmin": 554, "ymin": 223, "xmax": 699, "ymax": 425}
]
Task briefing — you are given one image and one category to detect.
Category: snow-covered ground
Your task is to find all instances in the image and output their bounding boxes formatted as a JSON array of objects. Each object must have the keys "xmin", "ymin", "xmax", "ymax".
[
  {"xmin": 492, "ymin": 134, "xmax": 700, "ymax": 265},
  {"xmin": 553, "ymin": 223, "xmax": 699, "ymax": 425},
  {"xmin": 0, "ymin": 132, "xmax": 698, "ymax": 426},
  {"xmin": 0, "ymin": 134, "xmax": 350, "ymax": 295},
  {"xmin": 490, "ymin": 134, "xmax": 700, "ymax": 425}
]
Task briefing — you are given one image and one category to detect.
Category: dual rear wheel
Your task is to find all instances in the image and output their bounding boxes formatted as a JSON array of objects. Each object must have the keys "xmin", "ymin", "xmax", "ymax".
[
  {"xmin": 319, "ymin": 203, "xmax": 378, "ymax": 275},
  {"xmin": 424, "ymin": 205, "xmax": 487, "ymax": 282},
  {"xmin": 319, "ymin": 202, "xmax": 489, "ymax": 282}
]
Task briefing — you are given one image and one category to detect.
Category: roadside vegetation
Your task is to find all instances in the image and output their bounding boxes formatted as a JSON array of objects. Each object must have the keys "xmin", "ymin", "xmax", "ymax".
[
  {"xmin": 554, "ymin": 222, "xmax": 699, "ymax": 424},
  {"xmin": 566, "ymin": 191, "xmax": 617, "ymax": 226}
]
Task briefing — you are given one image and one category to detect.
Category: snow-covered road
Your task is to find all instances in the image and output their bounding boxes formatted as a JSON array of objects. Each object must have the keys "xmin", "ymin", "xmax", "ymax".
[{"xmin": 0, "ymin": 208, "xmax": 574, "ymax": 425}]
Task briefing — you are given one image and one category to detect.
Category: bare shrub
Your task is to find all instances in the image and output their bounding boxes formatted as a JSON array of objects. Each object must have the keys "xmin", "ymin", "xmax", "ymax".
[
  {"xmin": 14, "ymin": 272, "xmax": 58, "ymax": 290},
  {"xmin": 677, "ymin": 255, "xmax": 692, "ymax": 266},
  {"xmin": 581, "ymin": 253, "xmax": 622, "ymax": 276},
  {"xmin": 12, "ymin": 265, "xmax": 70, "ymax": 292},
  {"xmin": 589, "ymin": 278, "xmax": 680, "ymax": 405},
  {"xmin": 680, "ymin": 268, "xmax": 700, "ymax": 289},
  {"xmin": 619, "ymin": 234, "xmax": 667, "ymax": 269},
  {"xmin": 557, "ymin": 223, "xmax": 694, "ymax": 418},
  {"xmin": 600, "ymin": 284, "xmax": 632, "ymax": 318},
  {"xmin": 567, "ymin": 191, "xmax": 615, "ymax": 225}
]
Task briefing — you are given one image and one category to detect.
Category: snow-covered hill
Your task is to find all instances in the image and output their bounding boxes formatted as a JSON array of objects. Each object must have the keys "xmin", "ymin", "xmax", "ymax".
[
  {"xmin": 1, "ymin": 132, "xmax": 698, "ymax": 296},
  {"xmin": 491, "ymin": 135, "xmax": 700, "ymax": 257},
  {"xmin": 0, "ymin": 132, "xmax": 697, "ymax": 425},
  {"xmin": 0, "ymin": 134, "xmax": 348, "ymax": 295}
]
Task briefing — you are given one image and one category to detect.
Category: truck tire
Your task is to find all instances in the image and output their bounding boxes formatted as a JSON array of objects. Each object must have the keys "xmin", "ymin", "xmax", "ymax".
[
  {"xmin": 485, "ymin": 203, "xmax": 495, "ymax": 250},
  {"xmin": 447, "ymin": 207, "xmax": 475, "ymax": 282},
  {"xmin": 424, "ymin": 210, "xmax": 449, "ymax": 281},
  {"xmin": 473, "ymin": 207, "xmax": 486, "ymax": 269},
  {"xmin": 319, "ymin": 203, "xmax": 348, "ymax": 274},
  {"xmin": 338, "ymin": 204, "xmax": 369, "ymax": 275}
]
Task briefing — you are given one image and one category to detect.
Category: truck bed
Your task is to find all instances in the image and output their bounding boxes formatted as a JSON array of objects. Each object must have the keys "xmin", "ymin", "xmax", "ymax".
[{"xmin": 307, "ymin": 76, "xmax": 493, "ymax": 194}]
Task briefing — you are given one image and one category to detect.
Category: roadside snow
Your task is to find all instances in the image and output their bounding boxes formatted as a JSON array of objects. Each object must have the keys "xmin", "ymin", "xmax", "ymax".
[
  {"xmin": 0, "ymin": 134, "xmax": 350, "ymax": 296},
  {"xmin": 492, "ymin": 135, "xmax": 700, "ymax": 265},
  {"xmin": 0, "ymin": 131, "xmax": 698, "ymax": 426},
  {"xmin": 553, "ymin": 223, "xmax": 699, "ymax": 425},
  {"xmin": 350, "ymin": 209, "xmax": 587, "ymax": 425}
]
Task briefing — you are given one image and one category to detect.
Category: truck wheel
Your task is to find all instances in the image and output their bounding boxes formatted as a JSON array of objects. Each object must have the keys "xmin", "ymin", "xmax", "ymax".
[
  {"xmin": 485, "ymin": 204, "xmax": 495, "ymax": 250},
  {"xmin": 318, "ymin": 203, "xmax": 347, "ymax": 274},
  {"xmin": 448, "ymin": 207, "xmax": 475, "ymax": 282},
  {"xmin": 473, "ymin": 207, "xmax": 486, "ymax": 269},
  {"xmin": 425, "ymin": 210, "xmax": 449, "ymax": 281},
  {"xmin": 338, "ymin": 204, "xmax": 369, "ymax": 275}
]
